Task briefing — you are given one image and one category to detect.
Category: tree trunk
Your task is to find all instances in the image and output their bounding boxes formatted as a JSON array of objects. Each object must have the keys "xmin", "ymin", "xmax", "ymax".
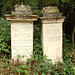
[{"xmin": 72, "ymin": 26, "xmax": 75, "ymax": 44}]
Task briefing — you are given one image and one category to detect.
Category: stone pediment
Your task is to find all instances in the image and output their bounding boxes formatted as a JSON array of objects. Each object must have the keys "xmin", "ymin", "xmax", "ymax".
[{"xmin": 5, "ymin": 5, "xmax": 38, "ymax": 21}]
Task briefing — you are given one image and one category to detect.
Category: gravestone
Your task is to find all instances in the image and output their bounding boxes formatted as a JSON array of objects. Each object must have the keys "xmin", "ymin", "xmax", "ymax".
[
  {"xmin": 40, "ymin": 6, "xmax": 65, "ymax": 64},
  {"xmin": 5, "ymin": 5, "xmax": 38, "ymax": 64}
]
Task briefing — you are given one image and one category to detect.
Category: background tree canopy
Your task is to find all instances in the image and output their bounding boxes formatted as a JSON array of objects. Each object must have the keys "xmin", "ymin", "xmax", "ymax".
[{"xmin": 0, "ymin": 0, "xmax": 75, "ymax": 16}]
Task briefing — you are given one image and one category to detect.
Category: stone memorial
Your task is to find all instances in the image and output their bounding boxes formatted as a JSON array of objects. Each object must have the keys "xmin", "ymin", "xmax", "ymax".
[
  {"xmin": 40, "ymin": 6, "xmax": 65, "ymax": 64},
  {"xmin": 5, "ymin": 5, "xmax": 38, "ymax": 64}
]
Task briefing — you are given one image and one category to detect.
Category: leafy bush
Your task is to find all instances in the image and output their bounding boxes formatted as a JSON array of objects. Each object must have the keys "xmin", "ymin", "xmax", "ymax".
[
  {"xmin": 0, "ymin": 18, "xmax": 11, "ymax": 57},
  {"xmin": 0, "ymin": 54, "xmax": 74, "ymax": 75},
  {"xmin": 26, "ymin": 53, "xmax": 74, "ymax": 75},
  {"xmin": 63, "ymin": 33, "xmax": 74, "ymax": 62},
  {"xmin": 63, "ymin": 33, "xmax": 74, "ymax": 74},
  {"xmin": 33, "ymin": 24, "xmax": 43, "ymax": 60},
  {"xmin": 16, "ymin": 64, "xmax": 28, "ymax": 75},
  {"xmin": 39, "ymin": 0, "xmax": 59, "ymax": 8},
  {"xmin": 0, "ymin": 57, "xmax": 28, "ymax": 75},
  {"xmin": 0, "ymin": 19, "xmax": 74, "ymax": 74},
  {"xmin": 25, "ymin": 0, "xmax": 41, "ymax": 15}
]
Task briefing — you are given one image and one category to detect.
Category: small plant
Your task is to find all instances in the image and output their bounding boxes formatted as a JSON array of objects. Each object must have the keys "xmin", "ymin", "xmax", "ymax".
[{"xmin": 16, "ymin": 64, "xmax": 28, "ymax": 75}]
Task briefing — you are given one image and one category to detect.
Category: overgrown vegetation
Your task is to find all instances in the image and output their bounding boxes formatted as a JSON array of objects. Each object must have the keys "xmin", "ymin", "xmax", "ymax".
[
  {"xmin": 0, "ymin": 54, "xmax": 74, "ymax": 75},
  {"xmin": 33, "ymin": 22, "xmax": 43, "ymax": 60},
  {"xmin": 0, "ymin": 0, "xmax": 75, "ymax": 74},
  {"xmin": 0, "ymin": 18, "xmax": 11, "ymax": 58},
  {"xmin": 0, "ymin": 18, "xmax": 74, "ymax": 74}
]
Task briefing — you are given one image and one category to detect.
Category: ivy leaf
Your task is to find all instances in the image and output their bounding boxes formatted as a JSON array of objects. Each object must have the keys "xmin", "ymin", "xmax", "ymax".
[{"xmin": 17, "ymin": 55, "xmax": 21, "ymax": 58}]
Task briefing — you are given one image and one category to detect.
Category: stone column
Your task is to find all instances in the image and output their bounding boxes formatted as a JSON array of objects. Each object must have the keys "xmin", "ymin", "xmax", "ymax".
[
  {"xmin": 40, "ymin": 6, "xmax": 65, "ymax": 64},
  {"xmin": 5, "ymin": 5, "xmax": 38, "ymax": 64}
]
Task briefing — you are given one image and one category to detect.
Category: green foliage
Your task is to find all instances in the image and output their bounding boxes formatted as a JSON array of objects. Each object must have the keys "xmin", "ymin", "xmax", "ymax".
[
  {"xmin": 0, "ymin": 54, "xmax": 74, "ymax": 75},
  {"xmin": 63, "ymin": 33, "xmax": 74, "ymax": 62},
  {"xmin": 39, "ymin": 0, "xmax": 59, "ymax": 8},
  {"xmin": 0, "ymin": 0, "xmax": 75, "ymax": 16},
  {"xmin": 0, "ymin": 0, "xmax": 41, "ymax": 16},
  {"xmin": 33, "ymin": 24, "xmax": 43, "ymax": 59},
  {"xmin": 1, "ymin": 0, "xmax": 26, "ymax": 16},
  {"xmin": 58, "ymin": 0, "xmax": 75, "ymax": 15},
  {"xmin": 0, "ymin": 23, "xmax": 74, "ymax": 74},
  {"xmin": 25, "ymin": 0, "xmax": 41, "ymax": 14},
  {"xmin": 26, "ymin": 54, "xmax": 74, "ymax": 74},
  {"xmin": 0, "ymin": 57, "xmax": 28, "ymax": 75},
  {"xmin": 63, "ymin": 33, "xmax": 74, "ymax": 74},
  {"xmin": 16, "ymin": 64, "xmax": 28, "ymax": 75},
  {"xmin": 0, "ymin": 18, "xmax": 11, "ymax": 54}
]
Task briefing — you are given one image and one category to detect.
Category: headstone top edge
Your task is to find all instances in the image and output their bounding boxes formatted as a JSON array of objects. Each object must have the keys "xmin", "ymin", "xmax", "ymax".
[
  {"xmin": 40, "ymin": 16, "xmax": 65, "ymax": 22},
  {"xmin": 4, "ymin": 14, "xmax": 39, "ymax": 17},
  {"xmin": 40, "ymin": 16, "xmax": 65, "ymax": 19},
  {"xmin": 4, "ymin": 14, "xmax": 39, "ymax": 20},
  {"xmin": 43, "ymin": 6, "xmax": 58, "ymax": 9}
]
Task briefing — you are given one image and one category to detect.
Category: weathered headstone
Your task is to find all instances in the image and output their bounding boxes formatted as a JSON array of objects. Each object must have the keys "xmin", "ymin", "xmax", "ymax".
[
  {"xmin": 40, "ymin": 6, "xmax": 65, "ymax": 64},
  {"xmin": 5, "ymin": 5, "xmax": 38, "ymax": 64},
  {"xmin": 12, "ymin": 5, "xmax": 32, "ymax": 15}
]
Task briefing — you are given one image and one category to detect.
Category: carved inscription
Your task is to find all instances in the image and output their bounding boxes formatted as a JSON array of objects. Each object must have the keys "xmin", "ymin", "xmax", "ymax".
[
  {"xmin": 11, "ymin": 23, "xmax": 33, "ymax": 54},
  {"xmin": 44, "ymin": 23, "xmax": 62, "ymax": 42}
]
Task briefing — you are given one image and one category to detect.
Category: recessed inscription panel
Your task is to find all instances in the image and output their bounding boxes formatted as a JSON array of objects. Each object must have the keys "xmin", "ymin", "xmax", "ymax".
[
  {"xmin": 11, "ymin": 22, "xmax": 33, "ymax": 61},
  {"xmin": 43, "ymin": 23, "xmax": 62, "ymax": 64},
  {"xmin": 44, "ymin": 23, "xmax": 62, "ymax": 42}
]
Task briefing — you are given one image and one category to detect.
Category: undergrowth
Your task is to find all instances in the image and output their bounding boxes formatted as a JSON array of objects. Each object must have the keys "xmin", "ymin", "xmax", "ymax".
[{"xmin": 0, "ymin": 19, "xmax": 74, "ymax": 75}]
